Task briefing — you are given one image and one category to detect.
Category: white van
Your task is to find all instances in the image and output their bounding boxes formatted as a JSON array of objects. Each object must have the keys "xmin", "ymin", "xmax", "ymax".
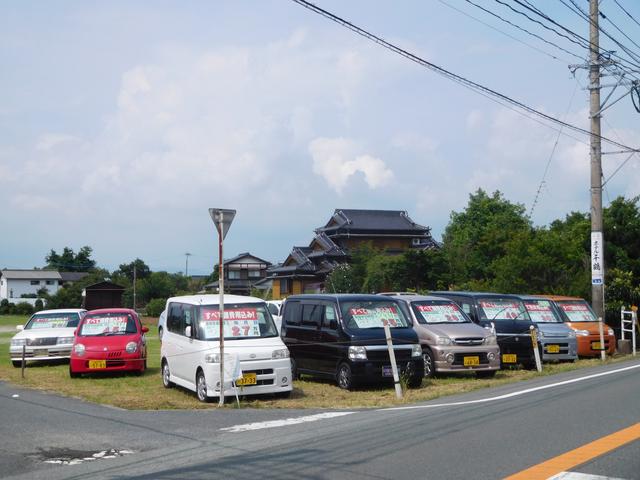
[{"xmin": 160, "ymin": 294, "xmax": 292, "ymax": 402}]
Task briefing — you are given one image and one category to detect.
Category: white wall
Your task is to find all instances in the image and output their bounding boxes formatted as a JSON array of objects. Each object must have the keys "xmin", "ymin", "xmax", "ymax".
[{"xmin": 1, "ymin": 278, "xmax": 60, "ymax": 300}]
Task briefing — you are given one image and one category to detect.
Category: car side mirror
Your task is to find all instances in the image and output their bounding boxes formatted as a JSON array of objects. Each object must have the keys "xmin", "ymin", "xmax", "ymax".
[
  {"xmin": 329, "ymin": 320, "xmax": 338, "ymax": 330},
  {"xmin": 185, "ymin": 325, "xmax": 192, "ymax": 338},
  {"xmin": 16, "ymin": 325, "xmax": 23, "ymax": 331},
  {"xmin": 142, "ymin": 326, "xmax": 149, "ymax": 333}
]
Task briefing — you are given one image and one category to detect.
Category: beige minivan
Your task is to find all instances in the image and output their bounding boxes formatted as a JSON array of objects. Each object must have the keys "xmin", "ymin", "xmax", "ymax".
[{"xmin": 389, "ymin": 294, "xmax": 500, "ymax": 378}]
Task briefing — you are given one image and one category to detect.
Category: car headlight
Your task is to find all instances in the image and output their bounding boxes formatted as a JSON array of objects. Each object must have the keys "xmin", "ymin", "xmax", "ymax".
[
  {"xmin": 348, "ymin": 346, "xmax": 367, "ymax": 360},
  {"xmin": 575, "ymin": 329, "xmax": 590, "ymax": 336},
  {"xmin": 436, "ymin": 336, "xmax": 453, "ymax": 346},
  {"xmin": 567, "ymin": 330, "xmax": 576, "ymax": 338},
  {"xmin": 57, "ymin": 337, "xmax": 74, "ymax": 345},
  {"xmin": 125, "ymin": 342, "xmax": 138, "ymax": 353},
  {"xmin": 608, "ymin": 328, "xmax": 614, "ymax": 336},
  {"xmin": 205, "ymin": 352, "xmax": 221, "ymax": 363},
  {"xmin": 536, "ymin": 329, "xmax": 544, "ymax": 339},
  {"xmin": 483, "ymin": 334, "xmax": 497, "ymax": 345},
  {"xmin": 272, "ymin": 348, "xmax": 290, "ymax": 359},
  {"xmin": 74, "ymin": 343, "xmax": 86, "ymax": 356},
  {"xmin": 411, "ymin": 344, "xmax": 422, "ymax": 357},
  {"xmin": 11, "ymin": 338, "xmax": 26, "ymax": 347}
]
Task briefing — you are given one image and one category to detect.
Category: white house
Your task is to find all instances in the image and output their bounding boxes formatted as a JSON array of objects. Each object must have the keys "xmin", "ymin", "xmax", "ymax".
[{"xmin": 0, "ymin": 269, "xmax": 63, "ymax": 304}]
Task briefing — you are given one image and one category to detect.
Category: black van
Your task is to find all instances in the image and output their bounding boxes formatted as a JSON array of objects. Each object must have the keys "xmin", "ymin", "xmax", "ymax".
[
  {"xmin": 429, "ymin": 292, "xmax": 537, "ymax": 368},
  {"xmin": 280, "ymin": 294, "xmax": 424, "ymax": 389}
]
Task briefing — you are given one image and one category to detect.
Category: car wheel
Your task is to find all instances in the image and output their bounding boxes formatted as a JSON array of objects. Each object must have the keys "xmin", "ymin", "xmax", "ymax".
[
  {"xmin": 476, "ymin": 370, "xmax": 496, "ymax": 379},
  {"xmin": 423, "ymin": 349, "xmax": 435, "ymax": 378},
  {"xmin": 69, "ymin": 366, "xmax": 80, "ymax": 378},
  {"xmin": 12, "ymin": 361, "xmax": 22, "ymax": 368},
  {"xmin": 336, "ymin": 362, "xmax": 353, "ymax": 390},
  {"xmin": 162, "ymin": 360, "xmax": 173, "ymax": 388},
  {"xmin": 407, "ymin": 371, "xmax": 423, "ymax": 388},
  {"xmin": 196, "ymin": 370, "xmax": 211, "ymax": 403},
  {"xmin": 290, "ymin": 357, "xmax": 300, "ymax": 380}
]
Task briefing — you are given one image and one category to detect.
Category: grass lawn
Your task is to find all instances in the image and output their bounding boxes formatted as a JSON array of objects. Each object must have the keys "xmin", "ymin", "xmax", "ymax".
[
  {"xmin": 0, "ymin": 315, "xmax": 29, "ymax": 328},
  {"xmin": 1, "ymin": 319, "xmax": 635, "ymax": 410}
]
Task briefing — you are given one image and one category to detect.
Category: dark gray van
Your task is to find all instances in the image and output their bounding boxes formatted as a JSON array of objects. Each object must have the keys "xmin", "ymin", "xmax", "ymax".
[{"xmin": 280, "ymin": 294, "xmax": 424, "ymax": 389}]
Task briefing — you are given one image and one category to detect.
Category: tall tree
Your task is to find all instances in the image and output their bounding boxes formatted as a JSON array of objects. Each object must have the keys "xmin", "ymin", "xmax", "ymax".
[
  {"xmin": 117, "ymin": 258, "xmax": 151, "ymax": 282},
  {"xmin": 45, "ymin": 246, "xmax": 96, "ymax": 272}
]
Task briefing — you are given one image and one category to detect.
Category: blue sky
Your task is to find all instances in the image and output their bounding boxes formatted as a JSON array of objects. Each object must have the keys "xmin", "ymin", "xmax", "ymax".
[{"xmin": 1, "ymin": 1, "xmax": 639, "ymax": 275}]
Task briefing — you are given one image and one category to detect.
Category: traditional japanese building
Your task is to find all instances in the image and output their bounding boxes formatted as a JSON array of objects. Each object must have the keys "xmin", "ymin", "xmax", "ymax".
[{"xmin": 269, "ymin": 209, "xmax": 439, "ymax": 299}]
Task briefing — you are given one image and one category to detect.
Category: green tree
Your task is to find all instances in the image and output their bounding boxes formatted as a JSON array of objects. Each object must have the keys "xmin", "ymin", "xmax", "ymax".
[
  {"xmin": 45, "ymin": 246, "xmax": 96, "ymax": 272},
  {"xmin": 117, "ymin": 258, "xmax": 151, "ymax": 282}
]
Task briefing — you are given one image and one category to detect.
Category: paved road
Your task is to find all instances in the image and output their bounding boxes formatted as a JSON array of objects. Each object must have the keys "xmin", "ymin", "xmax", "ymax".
[{"xmin": 1, "ymin": 359, "xmax": 639, "ymax": 479}]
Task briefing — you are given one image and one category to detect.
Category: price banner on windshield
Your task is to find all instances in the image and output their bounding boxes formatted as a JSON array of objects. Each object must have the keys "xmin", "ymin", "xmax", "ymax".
[{"xmin": 201, "ymin": 308, "xmax": 261, "ymax": 338}]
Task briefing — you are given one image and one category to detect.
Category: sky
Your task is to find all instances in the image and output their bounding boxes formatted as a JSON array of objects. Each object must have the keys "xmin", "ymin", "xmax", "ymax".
[{"xmin": 1, "ymin": 0, "xmax": 639, "ymax": 276}]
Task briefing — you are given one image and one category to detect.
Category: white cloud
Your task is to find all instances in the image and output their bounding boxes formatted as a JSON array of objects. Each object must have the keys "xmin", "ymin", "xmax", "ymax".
[{"xmin": 309, "ymin": 137, "xmax": 394, "ymax": 193}]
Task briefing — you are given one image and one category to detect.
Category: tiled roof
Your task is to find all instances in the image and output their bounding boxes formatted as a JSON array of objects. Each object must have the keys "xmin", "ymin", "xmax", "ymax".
[
  {"xmin": 0, "ymin": 269, "xmax": 62, "ymax": 280},
  {"xmin": 317, "ymin": 209, "xmax": 429, "ymax": 234}
]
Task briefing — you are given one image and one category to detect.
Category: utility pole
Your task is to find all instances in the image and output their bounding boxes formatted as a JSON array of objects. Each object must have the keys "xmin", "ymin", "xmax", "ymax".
[
  {"xmin": 185, "ymin": 252, "xmax": 192, "ymax": 277},
  {"xmin": 589, "ymin": 0, "xmax": 604, "ymax": 320},
  {"xmin": 133, "ymin": 264, "xmax": 137, "ymax": 312}
]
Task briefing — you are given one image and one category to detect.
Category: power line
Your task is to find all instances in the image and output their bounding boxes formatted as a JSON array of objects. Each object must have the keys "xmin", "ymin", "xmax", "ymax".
[
  {"xmin": 612, "ymin": 0, "xmax": 640, "ymax": 30},
  {"xmin": 290, "ymin": 0, "xmax": 640, "ymax": 153}
]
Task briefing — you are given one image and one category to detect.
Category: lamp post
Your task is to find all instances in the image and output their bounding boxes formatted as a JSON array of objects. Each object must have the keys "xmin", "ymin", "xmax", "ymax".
[{"xmin": 209, "ymin": 208, "xmax": 236, "ymax": 407}]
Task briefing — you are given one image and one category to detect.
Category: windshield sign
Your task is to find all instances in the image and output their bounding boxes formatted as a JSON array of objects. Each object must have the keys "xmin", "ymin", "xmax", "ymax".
[
  {"xmin": 26, "ymin": 313, "xmax": 79, "ymax": 329},
  {"xmin": 342, "ymin": 301, "xmax": 410, "ymax": 329},
  {"xmin": 524, "ymin": 300, "xmax": 560, "ymax": 323},
  {"xmin": 413, "ymin": 302, "xmax": 469, "ymax": 324},
  {"xmin": 558, "ymin": 301, "xmax": 597, "ymax": 322},
  {"xmin": 478, "ymin": 299, "xmax": 528, "ymax": 321},
  {"xmin": 80, "ymin": 314, "xmax": 135, "ymax": 336},
  {"xmin": 197, "ymin": 304, "xmax": 277, "ymax": 340}
]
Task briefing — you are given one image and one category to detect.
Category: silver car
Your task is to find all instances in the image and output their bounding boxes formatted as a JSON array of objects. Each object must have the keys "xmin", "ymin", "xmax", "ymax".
[
  {"xmin": 519, "ymin": 296, "xmax": 578, "ymax": 362},
  {"xmin": 389, "ymin": 295, "xmax": 500, "ymax": 378}
]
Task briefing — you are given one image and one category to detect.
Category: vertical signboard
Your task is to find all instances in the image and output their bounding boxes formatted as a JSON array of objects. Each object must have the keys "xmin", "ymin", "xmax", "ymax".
[{"xmin": 591, "ymin": 231, "xmax": 603, "ymax": 285}]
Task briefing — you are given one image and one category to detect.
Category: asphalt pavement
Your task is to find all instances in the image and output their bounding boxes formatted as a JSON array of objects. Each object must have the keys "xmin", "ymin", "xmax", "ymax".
[{"xmin": 1, "ymin": 358, "xmax": 640, "ymax": 479}]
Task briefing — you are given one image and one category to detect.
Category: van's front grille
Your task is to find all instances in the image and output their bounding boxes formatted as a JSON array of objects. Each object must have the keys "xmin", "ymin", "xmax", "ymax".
[
  {"xmin": 244, "ymin": 369, "xmax": 274, "ymax": 376},
  {"xmin": 453, "ymin": 337, "xmax": 484, "ymax": 346},
  {"xmin": 367, "ymin": 349, "xmax": 412, "ymax": 362},
  {"xmin": 27, "ymin": 337, "xmax": 57, "ymax": 346}
]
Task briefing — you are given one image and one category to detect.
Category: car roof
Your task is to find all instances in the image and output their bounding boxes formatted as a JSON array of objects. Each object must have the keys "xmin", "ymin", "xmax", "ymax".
[
  {"xmin": 530, "ymin": 294, "xmax": 585, "ymax": 301},
  {"xmin": 388, "ymin": 294, "xmax": 456, "ymax": 302},
  {"xmin": 167, "ymin": 294, "xmax": 266, "ymax": 305},
  {"xmin": 34, "ymin": 308, "xmax": 86, "ymax": 315},
  {"xmin": 285, "ymin": 293, "xmax": 395, "ymax": 301},
  {"xmin": 86, "ymin": 308, "xmax": 137, "ymax": 315},
  {"xmin": 429, "ymin": 291, "xmax": 524, "ymax": 299}
]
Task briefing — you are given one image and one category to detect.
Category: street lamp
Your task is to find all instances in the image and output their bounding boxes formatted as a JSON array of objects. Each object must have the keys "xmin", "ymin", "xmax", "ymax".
[{"xmin": 209, "ymin": 208, "xmax": 236, "ymax": 407}]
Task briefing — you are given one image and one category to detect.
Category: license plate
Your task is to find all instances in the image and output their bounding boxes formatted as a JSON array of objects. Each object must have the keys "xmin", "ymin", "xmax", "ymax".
[
  {"xmin": 382, "ymin": 366, "xmax": 393, "ymax": 377},
  {"xmin": 35, "ymin": 349, "xmax": 48, "ymax": 357},
  {"xmin": 502, "ymin": 354, "xmax": 517, "ymax": 364},
  {"xmin": 547, "ymin": 345, "xmax": 560, "ymax": 353},
  {"xmin": 591, "ymin": 341, "xmax": 602, "ymax": 350},
  {"xmin": 236, "ymin": 373, "xmax": 257, "ymax": 386},
  {"xmin": 463, "ymin": 356, "xmax": 480, "ymax": 366},
  {"xmin": 88, "ymin": 360, "xmax": 106, "ymax": 369}
]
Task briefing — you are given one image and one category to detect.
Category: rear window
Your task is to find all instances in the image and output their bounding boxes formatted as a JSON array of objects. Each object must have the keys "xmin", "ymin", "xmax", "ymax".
[
  {"xmin": 524, "ymin": 300, "xmax": 561, "ymax": 323},
  {"xmin": 340, "ymin": 300, "xmax": 410, "ymax": 329},
  {"xmin": 556, "ymin": 301, "xmax": 597, "ymax": 322},
  {"xmin": 411, "ymin": 301, "xmax": 470, "ymax": 324},
  {"xmin": 79, "ymin": 313, "xmax": 138, "ymax": 336},
  {"xmin": 477, "ymin": 298, "xmax": 530, "ymax": 321},
  {"xmin": 25, "ymin": 312, "xmax": 80, "ymax": 329}
]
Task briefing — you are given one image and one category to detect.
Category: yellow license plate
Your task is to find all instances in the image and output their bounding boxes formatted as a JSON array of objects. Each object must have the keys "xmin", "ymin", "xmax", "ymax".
[
  {"xmin": 502, "ymin": 354, "xmax": 517, "ymax": 364},
  {"xmin": 463, "ymin": 356, "xmax": 480, "ymax": 366},
  {"xmin": 547, "ymin": 345, "xmax": 560, "ymax": 353},
  {"xmin": 591, "ymin": 342, "xmax": 602, "ymax": 350},
  {"xmin": 88, "ymin": 360, "xmax": 106, "ymax": 369},
  {"xmin": 236, "ymin": 373, "xmax": 257, "ymax": 386}
]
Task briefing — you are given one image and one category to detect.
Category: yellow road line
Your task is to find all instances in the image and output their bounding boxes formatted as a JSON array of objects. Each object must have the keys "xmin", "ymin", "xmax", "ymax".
[{"xmin": 504, "ymin": 423, "xmax": 640, "ymax": 480}]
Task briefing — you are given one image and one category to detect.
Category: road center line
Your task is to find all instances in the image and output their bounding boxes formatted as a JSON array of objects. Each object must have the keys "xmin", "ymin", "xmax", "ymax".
[
  {"xmin": 220, "ymin": 411, "xmax": 355, "ymax": 433},
  {"xmin": 379, "ymin": 362, "xmax": 640, "ymax": 412},
  {"xmin": 504, "ymin": 422, "xmax": 640, "ymax": 479}
]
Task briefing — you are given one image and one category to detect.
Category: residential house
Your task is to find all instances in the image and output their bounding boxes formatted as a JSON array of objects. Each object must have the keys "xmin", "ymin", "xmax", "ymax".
[
  {"xmin": 205, "ymin": 252, "xmax": 272, "ymax": 296},
  {"xmin": 269, "ymin": 209, "xmax": 439, "ymax": 299},
  {"xmin": 0, "ymin": 269, "xmax": 62, "ymax": 305}
]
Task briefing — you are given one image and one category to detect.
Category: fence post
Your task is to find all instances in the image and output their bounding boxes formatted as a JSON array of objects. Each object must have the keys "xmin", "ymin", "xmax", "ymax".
[
  {"xmin": 530, "ymin": 326, "xmax": 542, "ymax": 372},
  {"xmin": 383, "ymin": 323, "xmax": 403, "ymax": 400},
  {"xmin": 598, "ymin": 317, "xmax": 606, "ymax": 361},
  {"xmin": 21, "ymin": 345, "xmax": 25, "ymax": 379}
]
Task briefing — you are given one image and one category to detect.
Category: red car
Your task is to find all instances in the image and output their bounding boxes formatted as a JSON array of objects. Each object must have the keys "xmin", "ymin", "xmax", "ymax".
[{"xmin": 69, "ymin": 308, "xmax": 148, "ymax": 377}]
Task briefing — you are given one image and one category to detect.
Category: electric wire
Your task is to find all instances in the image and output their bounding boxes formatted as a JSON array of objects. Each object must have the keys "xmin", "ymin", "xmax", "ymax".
[
  {"xmin": 290, "ymin": 0, "xmax": 640, "ymax": 153},
  {"xmin": 612, "ymin": 0, "xmax": 640, "ymax": 30}
]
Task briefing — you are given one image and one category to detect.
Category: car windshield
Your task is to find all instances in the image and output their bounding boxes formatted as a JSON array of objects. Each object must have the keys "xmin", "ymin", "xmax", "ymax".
[
  {"xmin": 523, "ymin": 300, "xmax": 562, "ymax": 323},
  {"xmin": 79, "ymin": 313, "xmax": 138, "ymax": 336},
  {"xmin": 411, "ymin": 301, "xmax": 470, "ymax": 324},
  {"xmin": 196, "ymin": 303, "xmax": 278, "ymax": 340},
  {"xmin": 25, "ymin": 312, "xmax": 80, "ymax": 329},
  {"xmin": 477, "ymin": 298, "xmax": 530, "ymax": 321},
  {"xmin": 341, "ymin": 300, "xmax": 410, "ymax": 329},
  {"xmin": 556, "ymin": 300, "xmax": 598, "ymax": 322}
]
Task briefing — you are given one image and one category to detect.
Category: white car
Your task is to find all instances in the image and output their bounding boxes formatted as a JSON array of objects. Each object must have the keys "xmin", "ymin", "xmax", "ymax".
[
  {"xmin": 160, "ymin": 294, "xmax": 292, "ymax": 402},
  {"xmin": 158, "ymin": 309, "xmax": 167, "ymax": 340},
  {"xmin": 266, "ymin": 300, "xmax": 283, "ymax": 333},
  {"xmin": 10, "ymin": 308, "xmax": 87, "ymax": 367}
]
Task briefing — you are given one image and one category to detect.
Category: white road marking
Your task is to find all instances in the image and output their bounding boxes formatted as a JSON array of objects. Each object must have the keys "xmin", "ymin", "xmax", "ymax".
[
  {"xmin": 381, "ymin": 363, "xmax": 640, "ymax": 412},
  {"xmin": 549, "ymin": 472, "xmax": 628, "ymax": 480},
  {"xmin": 220, "ymin": 411, "xmax": 355, "ymax": 433}
]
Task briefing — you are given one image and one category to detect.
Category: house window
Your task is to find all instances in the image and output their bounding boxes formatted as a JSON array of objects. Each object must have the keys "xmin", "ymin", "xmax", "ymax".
[
  {"xmin": 228, "ymin": 270, "xmax": 241, "ymax": 280},
  {"xmin": 248, "ymin": 270, "xmax": 261, "ymax": 278},
  {"xmin": 46, "ymin": 280, "xmax": 54, "ymax": 285},
  {"xmin": 30, "ymin": 280, "xmax": 40, "ymax": 285},
  {"xmin": 280, "ymin": 279, "xmax": 291, "ymax": 294}
]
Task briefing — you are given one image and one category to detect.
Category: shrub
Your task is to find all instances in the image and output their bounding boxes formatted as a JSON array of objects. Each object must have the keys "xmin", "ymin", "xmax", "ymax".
[
  {"xmin": 0, "ymin": 299, "xmax": 10, "ymax": 315},
  {"xmin": 145, "ymin": 298, "xmax": 166, "ymax": 317},
  {"xmin": 15, "ymin": 302, "xmax": 34, "ymax": 315},
  {"xmin": 34, "ymin": 299, "xmax": 44, "ymax": 312}
]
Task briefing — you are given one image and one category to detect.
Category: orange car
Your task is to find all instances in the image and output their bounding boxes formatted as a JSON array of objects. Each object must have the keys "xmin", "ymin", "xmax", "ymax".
[{"xmin": 535, "ymin": 295, "xmax": 615, "ymax": 357}]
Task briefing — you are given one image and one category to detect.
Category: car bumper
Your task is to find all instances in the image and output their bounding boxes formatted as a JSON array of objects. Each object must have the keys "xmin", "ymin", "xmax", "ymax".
[
  {"xmin": 430, "ymin": 345, "xmax": 501, "ymax": 373},
  {"xmin": 204, "ymin": 358, "xmax": 293, "ymax": 397},
  {"xmin": 576, "ymin": 334, "xmax": 615, "ymax": 356},
  {"xmin": 10, "ymin": 345, "xmax": 72, "ymax": 362},
  {"xmin": 349, "ymin": 358, "xmax": 424, "ymax": 382},
  {"xmin": 497, "ymin": 336, "xmax": 536, "ymax": 365},
  {"xmin": 539, "ymin": 338, "xmax": 578, "ymax": 361},
  {"xmin": 70, "ymin": 351, "xmax": 145, "ymax": 373}
]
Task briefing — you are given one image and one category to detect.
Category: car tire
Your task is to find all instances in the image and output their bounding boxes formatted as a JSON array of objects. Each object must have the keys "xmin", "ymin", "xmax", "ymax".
[
  {"xmin": 336, "ymin": 362, "xmax": 353, "ymax": 390},
  {"xmin": 476, "ymin": 370, "xmax": 497, "ymax": 379},
  {"xmin": 407, "ymin": 371, "xmax": 423, "ymax": 388},
  {"xmin": 423, "ymin": 349, "xmax": 436, "ymax": 378},
  {"xmin": 290, "ymin": 357, "xmax": 300, "ymax": 380},
  {"xmin": 162, "ymin": 360, "xmax": 173, "ymax": 388},
  {"xmin": 69, "ymin": 366, "xmax": 80, "ymax": 378},
  {"xmin": 12, "ymin": 361, "xmax": 22, "ymax": 368},
  {"xmin": 196, "ymin": 370, "xmax": 211, "ymax": 403}
]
